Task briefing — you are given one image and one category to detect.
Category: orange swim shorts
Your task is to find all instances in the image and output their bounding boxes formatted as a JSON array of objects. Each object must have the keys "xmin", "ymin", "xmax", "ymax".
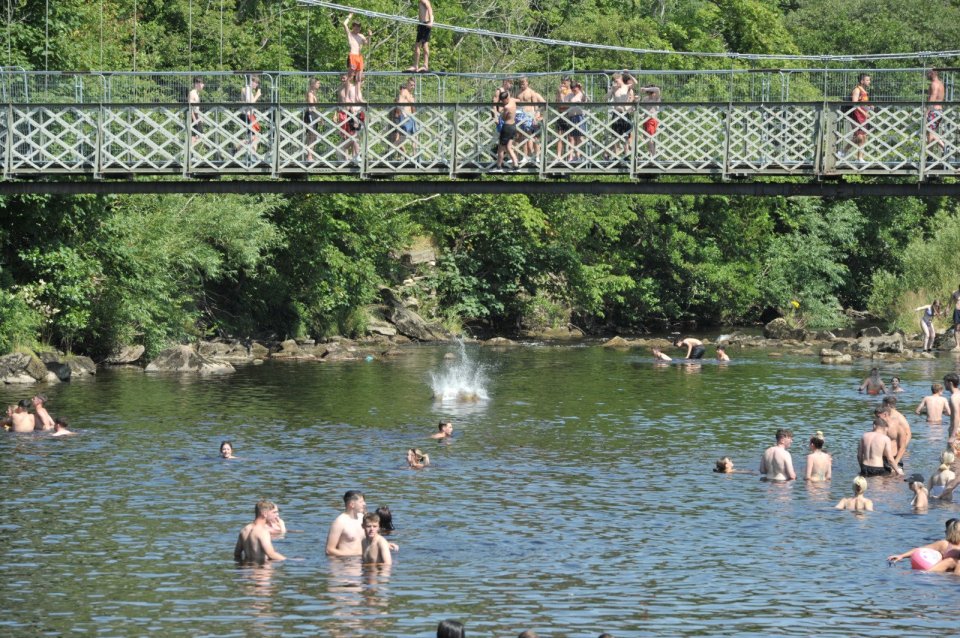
[{"xmin": 348, "ymin": 54, "xmax": 364, "ymax": 73}]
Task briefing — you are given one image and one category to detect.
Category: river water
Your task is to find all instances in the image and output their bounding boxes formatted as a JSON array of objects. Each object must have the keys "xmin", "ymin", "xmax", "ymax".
[{"xmin": 1, "ymin": 343, "xmax": 958, "ymax": 637}]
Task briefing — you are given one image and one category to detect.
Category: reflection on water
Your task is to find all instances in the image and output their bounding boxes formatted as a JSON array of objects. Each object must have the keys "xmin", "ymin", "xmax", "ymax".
[{"xmin": 2, "ymin": 345, "xmax": 960, "ymax": 636}]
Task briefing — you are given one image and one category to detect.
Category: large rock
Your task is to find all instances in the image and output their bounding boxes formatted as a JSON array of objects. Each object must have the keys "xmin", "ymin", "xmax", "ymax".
[
  {"xmin": 380, "ymin": 288, "xmax": 450, "ymax": 342},
  {"xmin": 521, "ymin": 325, "xmax": 586, "ymax": 340},
  {"xmin": 105, "ymin": 345, "xmax": 146, "ymax": 365},
  {"xmin": 603, "ymin": 336, "xmax": 631, "ymax": 348},
  {"xmin": 763, "ymin": 317, "xmax": 807, "ymax": 341},
  {"xmin": 68, "ymin": 356, "xmax": 97, "ymax": 377},
  {"xmin": 0, "ymin": 352, "xmax": 51, "ymax": 384},
  {"xmin": 857, "ymin": 326, "xmax": 883, "ymax": 338},
  {"xmin": 271, "ymin": 339, "xmax": 315, "ymax": 360},
  {"xmin": 819, "ymin": 348, "xmax": 853, "ymax": 364},
  {"xmin": 851, "ymin": 334, "xmax": 905, "ymax": 355},
  {"xmin": 145, "ymin": 345, "xmax": 235, "ymax": 374},
  {"xmin": 725, "ymin": 333, "xmax": 769, "ymax": 348},
  {"xmin": 483, "ymin": 337, "xmax": 517, "ymax": 347}
]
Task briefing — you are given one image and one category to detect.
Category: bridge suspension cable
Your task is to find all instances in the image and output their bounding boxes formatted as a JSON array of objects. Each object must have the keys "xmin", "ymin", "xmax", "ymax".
[{"xmin": 298, "ymin": 0, "xmax": 960, "ymax": 63}]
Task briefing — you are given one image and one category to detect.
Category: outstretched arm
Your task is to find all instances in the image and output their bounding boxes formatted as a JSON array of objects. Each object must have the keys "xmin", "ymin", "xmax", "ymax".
[{"xmin": 343, "ymin": 13, "xmax": 353, "ymax": 33}]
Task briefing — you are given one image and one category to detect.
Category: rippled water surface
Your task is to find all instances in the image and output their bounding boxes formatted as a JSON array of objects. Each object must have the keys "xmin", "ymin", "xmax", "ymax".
[{"xmin": 2, "ymin": 344, "xmax": 960, "ymax": 637}]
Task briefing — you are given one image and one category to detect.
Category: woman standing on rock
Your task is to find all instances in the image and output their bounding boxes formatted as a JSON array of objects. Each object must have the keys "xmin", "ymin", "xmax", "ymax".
[{"xmin": 916, "ymin": 299, "xmax": 941, "ymax": 352}]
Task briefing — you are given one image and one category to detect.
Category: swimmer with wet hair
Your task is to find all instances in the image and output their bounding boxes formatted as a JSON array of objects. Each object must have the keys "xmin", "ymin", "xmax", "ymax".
[
  {"xmin": 234, "ymin": 500, "xmax": 286, "ymax": 564},
  {"xmin": 917, "ymin": 383, "xmax": 951, "ymax": 424},
  {"xmin": 220, "ymin": 440, "xmax": 235, "ymax": 459},
  {"xmin": 407, "ymin": 448, "xmax": 430, "ymax": 469},
  {"xmin": 888, "ymin": 518, "xmax": 960, "ymax": 570},
  {"xmin": 835, "ymin": 476, "xmax": 873, "ymax": 511},
  {"xmin": 716, "ymin": 345, "xmax": 730, "ymax": 362},
  {"xmin": 51, "ymin": 416, "xmax": 75, "ymax": 437},
  {"xmin": 713, "ymin": 457, "xmax": 752, "ymax": 474},
  {"xmin": 805, "ymin": 431, "xmax": 832, "ymax": 482},
  {"xmin": 361, "ymin": 512, "xmax": 393, "ymax": 564},
  {"xmin": 431, "ymin": 420, "xmax": 454, "ymax": 439},
  {"xmin": 375, "ymin": 506, "xmax": 395, "ymax": 533},
  {"xmin": 436, "ymin": 619, "xmax": 465, "ymax": 638},
  {"xmin": 890, "ymin": 376, "xmax": 904, "ymax": 393},
  {"xmin": 907, "ymin": 473, "xmax": 929, "ymax": 510}
]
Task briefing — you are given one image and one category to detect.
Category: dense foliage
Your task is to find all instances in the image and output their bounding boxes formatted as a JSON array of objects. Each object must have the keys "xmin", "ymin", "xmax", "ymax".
[{"xmin": 0, "ymin": 0, "xmax": 955, "ymax": 355}]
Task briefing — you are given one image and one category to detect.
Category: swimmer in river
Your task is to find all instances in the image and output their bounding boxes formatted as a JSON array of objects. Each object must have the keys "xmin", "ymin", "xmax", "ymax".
[
  {"xmin": 673, "ymin": 336, "xmax": 705, "ymax": 360},
  {"xmin": 32, "ymin": 394, "xmax": 55, "ymax": 431},
  {"xmin": 759, "ymin": 428, "xmax": 796, "ymax": 481},
  {"xmin": 407, "ymin": 447, "xmax": 430, "ymax": 469},
  {"xmin": 858, "ymin": 367, "xmax": 886, "ymax": 395},
  {"xmin": 944, "ymin": 372, "xmax": 960, "ymax": 441},
  {"xmin": 652, "ymin": 347, "xmax": 672, "ymax": 361},
  {"xmin": 890, "ymin": 376, "xmax": 904, "ymax": 393},
  {"xmin": 375, "ymin": 506, "xmax": 395, "ymax": 534},
  {"xmin": 888, "ymin": 518, "xmax": 960, "ymax": 570},
  {"xmin": 858, "ymin": 416, "xmax": 903, "ymax": 477},
  {"xmin": 326, "ymin": 490, "xmax": 366, "ymax": 556},
  {"xmin": 361, "ymin": 512, "xmax": 393, "ymax": 564},
  {"xmin": 431, "ymin": 420, "xmax": 454, "ymax": 439},
  {"xmin": 881, "ymin": 397, "xmax": 911, "ymax": 469},
  {"xmin": 51, "ymin": 417, "xmax": 75, "ymax": 437},
  {"xmin": 9, "ymin": 399, "xmax": 35, "ymax": 433},
  {"xmin": 716, "ymin": 345, "xmax": 730, "ymax": 362},
  {"xmin": 907, "ymin": 473, "xmax": 929, "ymax": 510},
  {"xmin": 220, "ymin": 440, "xmax": 236, "ymax": 459},
  {"xmin": 713, "ymin": 456, "xmax": 752, "ymax": 474},
  {"xmin": 805, "ymin": 431, "xmax": 832, "ymax": 482},
  {"xmin": 916, "ymin": 383, "xmax": 951, "ymax": 424},
  {"xmin": 929, "ymin": 452, "xmax": 955, "ymax": 497},
  {"xmin": 835, "ymin": 475, "xmax": 873, "ymax": 511},
  {"xmin": 266, "ymin": 503, "xmax": 287, "ymax": 536},
  {"xmin": 234, "ymin": 500, "xmax": 286, "ymax": 564}
]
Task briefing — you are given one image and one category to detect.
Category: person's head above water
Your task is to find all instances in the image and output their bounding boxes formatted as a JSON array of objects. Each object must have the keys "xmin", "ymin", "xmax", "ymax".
[
  {"xmin": 775, "ymin": 428, "xmax": 793, "ymax": 443},
  {"xmin": 343, "ymin": 490, "xmax": 364, "ymax": 507},
  {"xmin": 714, "ymin": 457, "xmax": 734, "ymax": 473},
  {"xmin": 852, "ymin": 475, "xmax": 868, "ymax": 494},
  {"xmin": 946, "ymin": 518, "xmax": 960, "ymax": 544},
  {"xmin": 220, "ymin": 441, "xmax": 234, "ymax": 458},
  {"xmin": 437, "ymin": 619, "xmax": 465, "ymax": 638},
  {"xmin": 809, "ymin": 431, "xmax": 825, "ymax": 450},
  {"xmin": 941, "ymin": 450, "xmax": 955, "ymax": 465},
  {"xmin": 375, "ymin": 506, "xmax": 394, "ymax": 532},
  {"xmin": 255, "ymin": 500, "xmax": 277, "ymax": 519}
]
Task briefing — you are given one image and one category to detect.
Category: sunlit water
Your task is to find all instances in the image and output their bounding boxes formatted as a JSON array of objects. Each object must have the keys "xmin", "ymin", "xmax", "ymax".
[
  {"xmin": 429, "ymin": 340, "xmax": 489, "ymax": 402},
  {"xmin": 2, "ymin": 344, "xmax": 960, "ymax": 637}
]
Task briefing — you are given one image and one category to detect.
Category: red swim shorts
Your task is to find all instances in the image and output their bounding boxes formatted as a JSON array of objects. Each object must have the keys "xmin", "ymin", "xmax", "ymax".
[{"xmin": 643, "ymin": 117, "xmax": 659, "ymax": 135}]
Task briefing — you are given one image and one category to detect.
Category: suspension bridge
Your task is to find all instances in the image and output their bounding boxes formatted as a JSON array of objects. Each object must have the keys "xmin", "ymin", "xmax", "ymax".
[{"xmin": 0, "ymin": 67, "xmax": 958, "ymax": 196}]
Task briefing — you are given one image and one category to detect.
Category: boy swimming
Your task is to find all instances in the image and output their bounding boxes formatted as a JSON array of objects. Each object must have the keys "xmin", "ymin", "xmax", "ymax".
[{"xmin": 361, "ymin": 512, "xmax": 393, "ymax": 564}]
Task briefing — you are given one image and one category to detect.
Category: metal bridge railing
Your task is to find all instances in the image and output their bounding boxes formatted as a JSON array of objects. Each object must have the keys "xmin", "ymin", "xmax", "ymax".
[{"xmin": 3, "ymin": 101, "xmax": 960, "ymax": 179}]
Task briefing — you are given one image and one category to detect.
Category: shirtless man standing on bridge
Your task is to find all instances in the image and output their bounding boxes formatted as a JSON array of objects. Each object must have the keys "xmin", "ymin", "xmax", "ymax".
[
  {"xmin": 927, "ymin": 69, "xmax": 945, "ymax": 154},
  {"xmin": 410, "ymin": 0, "xmax": 433, "ymax": 72}
]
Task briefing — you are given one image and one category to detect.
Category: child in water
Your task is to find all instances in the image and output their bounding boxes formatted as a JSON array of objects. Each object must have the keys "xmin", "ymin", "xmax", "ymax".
[
  {"xmin": 890, "ymin": 376, "xmax": 904, "ymax": 393},
  {"xmin": 716, "ymin": 345, "xmax": 730, "ymax": 362},
  {"xmin": 888, "ymin": 518, "xmax": 960, "ymax": 570},
  {"xmin": 835, "ymin": 475, "xmax": 873, "ymax": 511},
  {"xmin": 361, "ymin": 512, "xmax": 393, "ymax": 564},
  {"xmin": 907, "ymin": 473, "xmax": 929, "ymax": 510},
  {"xmin": 651, "ymin": 348, "xmax": 672, "ymax": 362}
]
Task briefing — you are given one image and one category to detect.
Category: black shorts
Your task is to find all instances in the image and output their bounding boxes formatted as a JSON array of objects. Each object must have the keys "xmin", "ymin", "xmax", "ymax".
[
  {"xmin": 192, "ymin": 120, "xmax": 204, "ymax": 135},
  {"xmin": 859, "ymin": 463, "xmax": 889, "ymax": 477},
  {"xmin": 953, "ymin": 308, "xmax": 960, "ymax": 326},
  {"xmin": 499, "ymin": 123, "xmax": 517, "ymax": 146},
  {"xmin": 690, "ymin": 345, "xmax": 706, "ymax": 359},
  {"xmin": 416, "ymin": 25, "xmax": 431, "ymax": 43},
  {"xmin": 611, "ymin": 114, "xmax": 632, "ymax": 136}
]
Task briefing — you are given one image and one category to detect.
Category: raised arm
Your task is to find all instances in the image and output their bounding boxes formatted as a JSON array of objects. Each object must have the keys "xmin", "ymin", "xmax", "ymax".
[{"xmin": 343, "ymin": 13, "xmax": 353, "ymax": 33}]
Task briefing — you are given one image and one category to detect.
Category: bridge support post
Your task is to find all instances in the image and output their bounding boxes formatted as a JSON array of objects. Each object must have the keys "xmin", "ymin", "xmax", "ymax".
[
  {"xmin": 722, "ymin": 102, "xmax": 731, "ymax": 178},
  {"xmin": 270, "ymin": 104, "xmax": 280, "ymax": 178},
  {"xmin": 95, "ymin": 105, "xmax": 103, "ymax": 178},
  {"xmin": 449, "ymin": 105, "xmax": 458, "ymax": 180},
  {"xmin": 820, "ymin": 103, "xmax": 836, "ymax": 175},
  {"xmin": 629, "ymin": 103, "xmax": 639, "ymax": 178},
  {"xmin": 183, "ymin": 107, "xmax": 191, "ymax": 178},
  {"xmin": 919, "ymin": 108, "xmax": 928, "ymax": 182},
  {"xmin": 3, "ymin": 103, "xmax": 10, "ymax": 180}
]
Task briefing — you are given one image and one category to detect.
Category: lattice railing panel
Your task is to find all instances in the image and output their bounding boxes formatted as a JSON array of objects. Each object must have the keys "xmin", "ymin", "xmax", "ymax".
[
  {"xmin": 541, "ymin": 104, "xmax": 637, "ymax": 173},
  {"xmin": 831, "ymin": 104, "xmax": 923, "ymax": 173},
  {"xmin": 635, "ymin": 105, "xmax": 725, "ymax": 173},
  {"xmin": 189, "ymin": 105, "xmax": 273, "ymax": 172},
  {"xmin": 727, "ymin": 104, "xmax": 819, "ymax": 173},
  {"xmin": 453, "ymin": 106, "xmax": 541, "ymax": 172},
  {"xmin": 275, "ymin": 104, "xmax": 364, "ymax": 172},
  {"xmin": 101, "ymin": 106, "xmax": 186, "ymax": 172},
  {"xmin": 9, "ymin": 106, "xmax": 97, "ymax": 172},
  {"xmin": 922, "ymin": 105, "xmax": 960, "ymax": 175},
  {"xmin": 364, "ymin": 105, "xmax": 453, "ymax": 173}
]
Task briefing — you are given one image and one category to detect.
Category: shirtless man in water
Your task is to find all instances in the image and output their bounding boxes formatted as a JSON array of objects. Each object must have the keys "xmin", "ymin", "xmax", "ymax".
[
  {"xmin": 431, "ymin": 420, "xmax": 454, "ymax": 439},
  {"xmin": 917, "ymin": 383, "xmax": 951, "ymax": 424},
  {"xmin": 759, "ymin": 428, "xmax": 796, "ymax": 481},
  {"xmin": 235, "ymin": 500, "xmax": 286, "ymax": 564},
  {"xmin": 32, "ymin": 394, "xmax": 55, "ymax": 431},
  {"xmin": 880, "ymin": 398, "xmax": 912, "ymax": 468},
  {"xmin": 673, "ymin": 337, "xmax": 705, "ymax": 360},
  {"xmin": 858, "ymin": 417, "xmax": 903, "ymax": 477},
  {"xmin": 326, "ymin": 490, "xmax": 367, "ymax": 556},
  {"xmin": 945, "ymin": 373, "xmax": 960, "ymax": 441},
  {"xmin": 9, "ymin": 399, "xmax": 35, "ymax": 433},
  {"xmin": 858, "ymin": 367, "xmax": 886, "ymax": 395}
]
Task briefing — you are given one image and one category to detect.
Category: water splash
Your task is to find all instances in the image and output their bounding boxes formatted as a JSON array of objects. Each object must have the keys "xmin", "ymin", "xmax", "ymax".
[{"xmin": 429, "ymin": 341, "xmax": 489, "ymax": 402}]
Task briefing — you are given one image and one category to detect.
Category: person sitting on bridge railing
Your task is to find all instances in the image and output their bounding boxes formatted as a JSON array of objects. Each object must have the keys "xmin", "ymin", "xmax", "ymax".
[
  {"xmin": 607, "ymin": 72, "xmax": 636, "ymax": 161},
  {"xmin": 516, "ymin": 77, "xmax": 545, "ymax": 164}
]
